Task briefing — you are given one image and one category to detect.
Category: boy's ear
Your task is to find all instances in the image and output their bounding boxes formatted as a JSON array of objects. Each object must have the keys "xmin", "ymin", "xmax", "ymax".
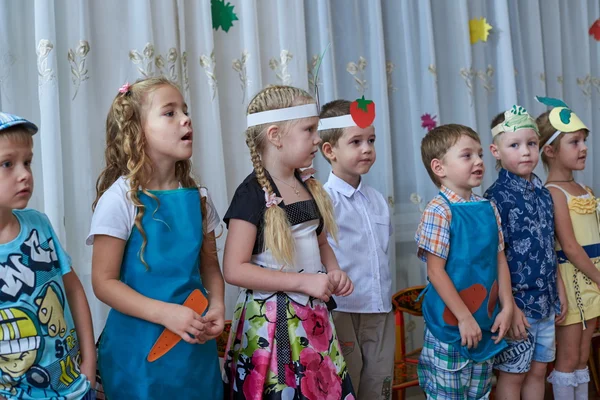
[
  {"xmin": 489, "ymin": 143, "xmax": 501, "ymax": 160},
  {"xmin": 431, "ymin": 158, "xmax": 446, "ymax": 180},
  {"xmin": 321, "ymin": 142, "xmax": 336, "ymax": 162}
]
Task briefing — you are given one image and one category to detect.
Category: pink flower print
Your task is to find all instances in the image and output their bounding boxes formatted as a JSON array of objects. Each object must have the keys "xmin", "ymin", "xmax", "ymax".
[
  {"xmin": 299, "ymin": 304, "xmax": 332, "ymax": 352},
  {"xmin": 285, "ymin": 364, "xmax": 297, "ymax": 388},
  {"xmin": 265, "ymin": 300, "xmax": 277, "ymax": 338},
  {"xmin": 268, "ymin": 339, "xmax": 278, "ymax": 375},
  {"xmin": 242, "ymin": 349, "xmax": 270, "ymax": 400},
  {"xmin": 299, "ymin": 348, "xmax": 342, "ymax": 400}
]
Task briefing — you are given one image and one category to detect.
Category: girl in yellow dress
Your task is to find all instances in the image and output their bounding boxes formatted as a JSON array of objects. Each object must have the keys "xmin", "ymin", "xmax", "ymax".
[{"xmin": 536, "ymin": 96, "xmax": 600, "ymax": 400}]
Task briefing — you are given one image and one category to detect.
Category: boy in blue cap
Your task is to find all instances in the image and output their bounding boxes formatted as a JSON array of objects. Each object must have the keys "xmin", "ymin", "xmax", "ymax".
[{"xmin": 0, "ymin": 112, "xmax": 96, "ymax": 399}]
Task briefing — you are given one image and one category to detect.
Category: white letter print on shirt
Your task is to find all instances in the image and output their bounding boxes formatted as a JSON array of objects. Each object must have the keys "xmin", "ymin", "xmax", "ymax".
[
  {"xmin": 22, "ymin": 229, "xmax": 58, "ymax": 267},
  {"xmin": 0, "ymin": 254, "xmax": 35, "ymax": 299},
  {"xmin": 0, "ymin": 229, "xmax": 58, "ymax": 301}
]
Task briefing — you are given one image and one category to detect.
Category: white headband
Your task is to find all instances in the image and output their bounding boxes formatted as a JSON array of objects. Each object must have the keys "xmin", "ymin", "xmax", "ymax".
[
  {"xmin": 247, "ymin": 104, "xmax": 318, "ymax": 128},
  {"xmin": 540, "ymin": 130, "xmax": 562, "ymax": 153},
  {"xmin": 317, "ymin": 115, "xmax": 357, "ymax": 131}
]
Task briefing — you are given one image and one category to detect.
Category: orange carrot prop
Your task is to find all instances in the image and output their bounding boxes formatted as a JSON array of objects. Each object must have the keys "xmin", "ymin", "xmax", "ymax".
[{"xmin": 147, "ymin": 289, "xmax": 209, "ymax": 362}]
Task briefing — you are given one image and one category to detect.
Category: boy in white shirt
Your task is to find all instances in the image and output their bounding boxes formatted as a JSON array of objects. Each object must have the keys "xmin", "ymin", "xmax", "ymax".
[{"xmin": 319, "ymin": 99, "xmax": 394, "ymax": 400}]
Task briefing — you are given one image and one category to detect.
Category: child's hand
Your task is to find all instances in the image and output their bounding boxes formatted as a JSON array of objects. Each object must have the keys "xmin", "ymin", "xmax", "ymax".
[
  {"xmin": 327, "ymin": 270, "xmax": 354, "ymax": 297},
  {"xmin": 301, "ymin": 273, "xmax": 334, "ymax": 302},
  {"xmin": 458, "ymin": 315, "xmax": 482, "ymax": 349},
  {"xmin": 160, "ymin": 303, "xmax": 205, "ymax": 344},
  {"xmin": 80, "ymin": 358, "xmax": 97, "ymax": 388},
  {"xmin": 508, "ymin": 307, "xmax": 529, "ymax": 340},
  {"xmin": 492, "ymin": 306, "xmax": 513, "ymax": 344},
  {"xmin": 197, "ymin": 307, "xmax": 225, "ymax": 343}
]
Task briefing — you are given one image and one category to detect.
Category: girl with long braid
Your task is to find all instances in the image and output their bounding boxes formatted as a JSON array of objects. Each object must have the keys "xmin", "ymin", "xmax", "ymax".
[{"xmin": 222, "ymin": 85, "xmax": 355, "ymax": 399}]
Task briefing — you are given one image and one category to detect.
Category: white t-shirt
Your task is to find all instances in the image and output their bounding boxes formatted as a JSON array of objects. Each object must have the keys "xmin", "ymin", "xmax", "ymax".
[{"xmin": 86, "ymin": 177, "xmax": 220, "ymax": 245}]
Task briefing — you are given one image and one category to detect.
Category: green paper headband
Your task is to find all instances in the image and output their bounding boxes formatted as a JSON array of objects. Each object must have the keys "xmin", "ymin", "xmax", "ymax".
[{"xmin": 491, "ymin": 105, "xmax": 538, "ymax": 138}]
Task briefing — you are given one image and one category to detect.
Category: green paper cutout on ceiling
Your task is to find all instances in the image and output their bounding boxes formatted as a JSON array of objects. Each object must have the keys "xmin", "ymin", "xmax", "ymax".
[{"xmin": 211, "ymin": 0, "xmax": 238, "ymax": 33}]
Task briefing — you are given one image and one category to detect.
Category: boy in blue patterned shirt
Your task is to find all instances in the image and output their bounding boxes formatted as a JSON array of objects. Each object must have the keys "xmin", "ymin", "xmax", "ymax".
[
  {"xmin": 415, "ymin": 124, "xmax": 513, "ymax": 399},
  {"xmin": 0, "ymin": 112, "xmax": 96, "ymax": 400},
  {"xmin": 484, "ymin": 106, "xmax": 567, "ymax": 400}
]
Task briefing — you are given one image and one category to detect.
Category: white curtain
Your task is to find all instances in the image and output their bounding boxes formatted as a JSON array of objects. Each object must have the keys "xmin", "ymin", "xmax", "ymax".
[{"xmin": 1, "ymin": 0, "xmax": 599, "ymax": 349}]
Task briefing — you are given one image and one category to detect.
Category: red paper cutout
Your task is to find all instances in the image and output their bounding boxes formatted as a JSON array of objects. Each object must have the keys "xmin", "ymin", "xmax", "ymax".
[
  {"xmin": 350, "ymin": 96, "xmax": 375, "ymax": 128},
  {"xmin": 590, "ymin": 19, "xmax": 600, "ymax": 41}
]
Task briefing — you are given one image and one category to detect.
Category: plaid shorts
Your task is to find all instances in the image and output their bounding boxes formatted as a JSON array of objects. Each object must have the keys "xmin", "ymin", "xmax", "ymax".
[{"xmin": 418, "ymin": 328, "xmax": 493, "ymax": 399}]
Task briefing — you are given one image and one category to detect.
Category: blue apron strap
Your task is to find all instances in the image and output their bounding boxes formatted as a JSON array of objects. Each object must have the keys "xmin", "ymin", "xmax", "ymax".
[
  {"xmin": 418, "ymin": 192, "xmax": 447, "ymax": 303},
  {"xmin": 438, "ymin": 191, "xmax": 451, "ymax": 205}
]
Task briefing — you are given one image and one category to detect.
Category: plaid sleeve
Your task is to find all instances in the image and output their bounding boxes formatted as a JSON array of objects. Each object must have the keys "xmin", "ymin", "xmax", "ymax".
[
  {"xmin": 490, "ymin": 202, "xmax": 505, "ymax": 252},
  {"xmin": 415, "ymin": 200, "xmax": 451, "ymax": 262}
]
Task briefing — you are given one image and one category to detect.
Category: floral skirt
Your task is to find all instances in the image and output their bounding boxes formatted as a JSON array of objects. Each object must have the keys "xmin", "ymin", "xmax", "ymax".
[{"xmin": 223, "ymin": 290, "xmax": 355, "ymax": 400}]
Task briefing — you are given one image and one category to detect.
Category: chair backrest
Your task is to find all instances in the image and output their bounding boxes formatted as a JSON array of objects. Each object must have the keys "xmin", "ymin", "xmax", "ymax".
[
  {"xmin": 392, "ymin": 285, "xmax": 425, "ymax": 361},
  {"xmin": 217, "ymin": 320, "xmax": 232, "ymax": 358}
]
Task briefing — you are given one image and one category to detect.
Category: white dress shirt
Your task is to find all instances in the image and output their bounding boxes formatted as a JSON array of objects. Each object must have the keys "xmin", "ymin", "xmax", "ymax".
[{"xmin": 324, "ymin": 172, "xmax": 393, "ymax": 313}]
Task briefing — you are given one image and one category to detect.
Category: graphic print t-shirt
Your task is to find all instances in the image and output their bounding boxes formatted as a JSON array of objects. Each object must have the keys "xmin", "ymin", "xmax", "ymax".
[{"xmin": 0, "ymin": 209, "xmax": 89, "ymax": 399}]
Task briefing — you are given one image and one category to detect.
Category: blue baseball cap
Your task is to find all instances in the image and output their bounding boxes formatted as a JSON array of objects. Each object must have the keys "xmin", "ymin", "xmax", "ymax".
[{"xmin": 0, "ymin": 112, "xmax": 38, "ymax": 135}]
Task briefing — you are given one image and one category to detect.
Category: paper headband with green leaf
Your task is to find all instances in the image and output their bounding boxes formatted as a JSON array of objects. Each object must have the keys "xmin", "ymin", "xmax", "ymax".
[
  {"xmin": 535, "ymin": 96, "xmax": 589, "ymax": 147},
  {"xmin": 491, "ymin": 105, "xmax": 538, "ymax": 138}
]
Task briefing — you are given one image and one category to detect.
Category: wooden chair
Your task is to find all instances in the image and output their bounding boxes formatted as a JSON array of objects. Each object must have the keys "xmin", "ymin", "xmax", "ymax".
[
  {"xmin": 391, "ymin": 285, "xmax": 425, "ymax": 400},
  {"xmin": 217, "ymin": 320, "xmax": 232, "ymax": 358}
]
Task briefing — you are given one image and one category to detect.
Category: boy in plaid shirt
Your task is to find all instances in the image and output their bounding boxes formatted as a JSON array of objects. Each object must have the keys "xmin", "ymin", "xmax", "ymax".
[{"xmin": 415, "ymin": 124, "xmax": 513, "ymax": 399}]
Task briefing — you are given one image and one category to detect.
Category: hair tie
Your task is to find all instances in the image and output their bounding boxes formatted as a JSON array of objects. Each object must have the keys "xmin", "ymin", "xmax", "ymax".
[
  {"xmin": 118, "ymin": 82, "xmax": 131, "ymax": 96},
  {"xmin": 263, "ymin": 187, "xmax": 283, "ymax": 208},
  {"xmin": 300, "ymin": 168, "xmax": 316, "ymax": 182}
]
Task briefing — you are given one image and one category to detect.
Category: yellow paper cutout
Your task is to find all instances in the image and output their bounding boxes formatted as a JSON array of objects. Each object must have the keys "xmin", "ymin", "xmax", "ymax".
[{"xmin": 469, "ymin": 17, "xmax": 492, "ymax": 44}]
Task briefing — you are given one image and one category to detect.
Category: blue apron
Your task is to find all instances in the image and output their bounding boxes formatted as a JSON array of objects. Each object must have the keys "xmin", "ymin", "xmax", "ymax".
[
  {"xmin": 98, "ymin": 188, "xmax": 223, "ymax": 400},
  {"xmin": 421, "ymin": 192, "xmax": 507, "ymax": 362}
]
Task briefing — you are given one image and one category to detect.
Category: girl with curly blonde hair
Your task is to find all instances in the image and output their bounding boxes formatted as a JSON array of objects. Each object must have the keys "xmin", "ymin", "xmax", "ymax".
[{"xmin": 88, "ymin": 77, "xmax": 224, "ymax": 399}]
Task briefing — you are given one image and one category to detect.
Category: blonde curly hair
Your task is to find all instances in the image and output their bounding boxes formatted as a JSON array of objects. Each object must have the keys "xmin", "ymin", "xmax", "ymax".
[
  {"xmin": 245, "ymin": 85, "xmax": 337, "ymax": 266},
  {"xmin": 93, "ymin": 77, "xmax": 208, "ymax": 269}
]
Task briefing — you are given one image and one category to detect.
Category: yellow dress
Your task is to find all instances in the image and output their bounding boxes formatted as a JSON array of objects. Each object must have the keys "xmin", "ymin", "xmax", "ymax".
[{"xmin": 547, "ymin": 183, "xmax": 600, "ymax": 327}]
